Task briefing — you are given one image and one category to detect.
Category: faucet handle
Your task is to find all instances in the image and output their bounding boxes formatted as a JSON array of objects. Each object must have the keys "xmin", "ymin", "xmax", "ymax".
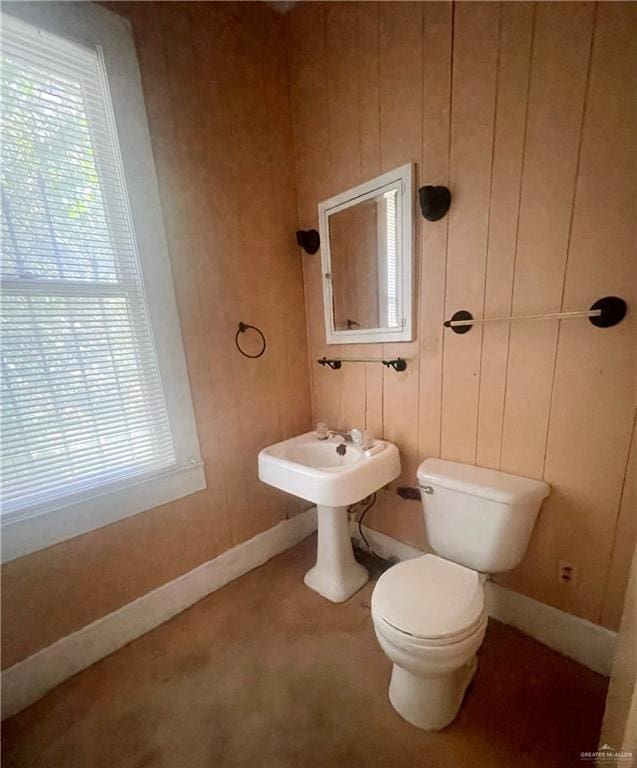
[
  {"xmin": 316, "ymin": 422, "xmax": 329, "ymax": 440},
  {"xmin": 349, "ymin": 428, "xmax": 364, "ymax": 446}
]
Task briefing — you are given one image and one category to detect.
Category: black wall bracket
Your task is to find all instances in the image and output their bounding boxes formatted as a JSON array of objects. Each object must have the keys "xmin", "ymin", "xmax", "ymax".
[
  {"xmin": 382, "ymin": 358, "xmax": 408, "ymax": 372},
  {"xmin": 418, "ymin": 185, "xmax": 451, "ymax": 221},
  {"xmin": 317, "ymin": 357, "xmax": 342, "ymax": 370},
  {"xmin": 296, "ymin": 229, "xmax": 320, "ymax": 255},
  {"xmin": 589, "ymin": 296, "xmax": 627, "ymax": 328},
  {"xmin": 444, "ymin": 310, "xmax": 474, "ymax": 334}
]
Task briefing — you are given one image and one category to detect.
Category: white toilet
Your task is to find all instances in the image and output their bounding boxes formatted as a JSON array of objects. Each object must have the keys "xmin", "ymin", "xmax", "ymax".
[{"xmin": 371, "ymin": 458, "xmax": 550, "ymax": 731}]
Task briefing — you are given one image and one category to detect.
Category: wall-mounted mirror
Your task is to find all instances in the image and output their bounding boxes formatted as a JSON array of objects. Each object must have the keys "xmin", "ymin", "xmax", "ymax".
[{"xmin": 318, "ymin": 163, "xmax": 413, "ymax": 344}]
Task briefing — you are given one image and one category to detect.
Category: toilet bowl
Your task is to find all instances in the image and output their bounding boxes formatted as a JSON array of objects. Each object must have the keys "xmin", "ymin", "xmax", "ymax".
[
  {"xmin": 370, "ymin": 458, "xmax": 550, "ymax": 731},
  {"xmin": 371, "ymin": 554, "xmax": 488, "ymax": 731}
]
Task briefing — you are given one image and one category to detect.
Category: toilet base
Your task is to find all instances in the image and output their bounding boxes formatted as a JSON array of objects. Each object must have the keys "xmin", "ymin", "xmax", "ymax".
[{"xmin": 388, "ymin": 656, "xmax": 478, "ymax": 731}]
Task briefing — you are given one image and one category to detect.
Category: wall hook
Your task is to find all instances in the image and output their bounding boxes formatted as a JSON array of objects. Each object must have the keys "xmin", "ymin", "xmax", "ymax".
[
  {"xmin": 418, "ymin": 185, "xmax": 451, "ymax": 221},
  {"xmin": 296, "ymin": 229, "xmax": 320, "ymax": 255}
]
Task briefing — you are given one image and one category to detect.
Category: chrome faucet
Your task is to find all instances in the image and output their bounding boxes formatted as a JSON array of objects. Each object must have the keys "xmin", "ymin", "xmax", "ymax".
[
  {"xmin": 316, "ymin": 423, "xmax": 374, "ymax": 450},
  {"xmin": 316, "ymin": 422, "xmax": 356, "ymax": 442},
  {"xmin": 330, "ymin": 428, "xmax": 356, "ymax": 443}
]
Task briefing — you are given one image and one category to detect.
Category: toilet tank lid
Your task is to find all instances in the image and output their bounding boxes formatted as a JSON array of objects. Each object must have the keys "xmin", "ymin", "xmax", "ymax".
[{"xmin": 417, "ymin": 459, "xmax": 550, "ymax": 504}]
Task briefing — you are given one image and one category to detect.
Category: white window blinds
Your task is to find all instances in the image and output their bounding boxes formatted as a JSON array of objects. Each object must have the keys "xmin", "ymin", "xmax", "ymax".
[
  {"xmin": 1, "ymin": 16, "xmax": 176, "ymax": 519},
  {"xmin": 384, "ymin": 189, "xmax": 398, "ymax": 328}
]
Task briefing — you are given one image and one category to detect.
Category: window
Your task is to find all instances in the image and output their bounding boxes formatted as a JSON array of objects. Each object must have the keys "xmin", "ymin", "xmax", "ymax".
[{"xmin": 1, "ymin": 7, "xmax": 204, "ymax": 561}]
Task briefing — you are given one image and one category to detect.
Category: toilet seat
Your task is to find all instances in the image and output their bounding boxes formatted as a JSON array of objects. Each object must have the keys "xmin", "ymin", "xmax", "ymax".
[{"xmin": 371, "ymin": 555, "xmax": 485, "ymax": 646}]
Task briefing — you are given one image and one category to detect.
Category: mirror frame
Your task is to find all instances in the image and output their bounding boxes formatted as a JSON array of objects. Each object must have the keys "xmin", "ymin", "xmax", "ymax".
[{"xmin": 318, "ymin": 163, "xmax": 414, "ymax": 344}]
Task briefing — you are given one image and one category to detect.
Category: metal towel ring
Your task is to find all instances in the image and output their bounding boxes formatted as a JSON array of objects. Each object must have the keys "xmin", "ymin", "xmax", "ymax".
[{"xmin": 235, "ymin": 322, "xmax": 266, "ymax": 359}]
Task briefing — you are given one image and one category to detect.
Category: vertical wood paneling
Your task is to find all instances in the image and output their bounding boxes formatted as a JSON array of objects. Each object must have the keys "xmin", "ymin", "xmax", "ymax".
[
  {"xmin": 7, "ymin": 0, "xmax": 634, "ymax": 668},
  {"xmin": 377, "ymin": 0, "xmax": 423, "ymax": 466},
  {"xmin": 135, "ymin": 2, "xmax": 314, "ymax": 537},
  {"xmin": 261, "ymin": 7, "xmax": 311, "ymax": 442},
  {"xmin": 440, "ymin": 1, "xmax": 500, "ymax": 463},
  {"xmin": 290, "ymin": 0, "xmax": 636, "ymax": 627},
  {"xmin": 500, "ymin": 2, "xmax": 595, "ymax": 479},
  {"xmin": 289, "ymin": 4, "xmax": 341, "ymax": 431},
  {"xmin": 326, "ymin": 3, "xmax": 361, "ymax": 195},
  {"xmin": 325, "ymin": 2, "xmax": 367, "ymax": 431},
  {"xmin": 417, "ymin": 1, "xmax": 453, "ymax": 461},
  {"xmin": 475, "ymin": 2, "xmax": 534, "ymax": 469},
  {"xmin": 503, "ymin": 1, "xmax": 637, "ymax": 622},
  {"xmin": 161, "ymin": 6, "xmax": 249, "ymax": 544},
  {"xmin": 358, "ymin": 3, "xmax": 381, "ymax": 182},
  {"xmin": 370, "ymin": 2, "xmax": 425, "ymax": 543},
  {"xmin": 358, "ymin": 2, "xmax": 384, "ymax": 439}
]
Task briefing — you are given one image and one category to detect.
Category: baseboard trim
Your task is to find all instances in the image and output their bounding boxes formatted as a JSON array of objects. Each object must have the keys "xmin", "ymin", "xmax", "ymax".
[
  {"xmin": 350, "ymin": 522, "xmax": 617, "ymax": 677},
  {"xmin": 3, "ymin": 511, "xmax": 615, "ymax": 720},
  {"xmin": 1, "ymin": 507, "xmax": 318, "ymax": 720},
  {"xmin": 484, "ymin": 581, "xmax": 617, "ymax": 677}
]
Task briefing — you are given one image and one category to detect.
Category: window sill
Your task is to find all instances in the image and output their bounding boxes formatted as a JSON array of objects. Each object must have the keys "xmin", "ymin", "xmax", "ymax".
[{"xmin": 1, "ymin": 461, "xmax": 206, "ymax": 563}]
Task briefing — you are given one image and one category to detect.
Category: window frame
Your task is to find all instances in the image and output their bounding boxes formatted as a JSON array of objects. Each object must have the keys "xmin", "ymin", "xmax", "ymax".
[{"xmin": 1, "ymin": 2, "xmax": 205, "ymax": 562}]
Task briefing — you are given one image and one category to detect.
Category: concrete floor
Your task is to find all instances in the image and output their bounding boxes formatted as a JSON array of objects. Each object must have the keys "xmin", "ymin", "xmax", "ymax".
[{"xmin": 2, "ymin": 534, "xmax": 608, "ymax": 768}]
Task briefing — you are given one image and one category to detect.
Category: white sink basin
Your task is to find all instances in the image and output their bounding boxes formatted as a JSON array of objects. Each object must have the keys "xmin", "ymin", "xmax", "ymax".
[
  {"xmin": 283, "ymin": 442, "xmax": 360, "ymax": 469},
  {"xmin": 258, "ymin": 431, "xmax": 401, "ymax": 602},
  {"xmin": 258, "ymin": 431, "xmax": 400, "ymax": 507}
]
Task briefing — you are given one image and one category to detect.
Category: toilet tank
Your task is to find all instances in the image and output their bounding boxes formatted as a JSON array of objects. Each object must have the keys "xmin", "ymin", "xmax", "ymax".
[{"xmin": 417, "ymin": 459, "xmax": 550, "ymax": 574}]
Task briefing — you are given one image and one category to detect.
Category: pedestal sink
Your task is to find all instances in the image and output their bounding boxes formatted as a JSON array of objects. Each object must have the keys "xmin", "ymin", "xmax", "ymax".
[{"xmin": 258, "ymin": 431, "xmax": 401, "ymax": 602}]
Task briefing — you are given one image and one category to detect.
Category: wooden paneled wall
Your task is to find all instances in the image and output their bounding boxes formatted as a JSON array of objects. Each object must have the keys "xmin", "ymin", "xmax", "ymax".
[
  {"xmin": 288, "ymin": 1, "xmax": 636, "ymax": 629},
  {"xmin": 1, "ymin": 1, "xmax": 634, "ymax": 669},
  {"xmin": 1, "ymin": 1, "xmax": 312, "ymax": 669}
]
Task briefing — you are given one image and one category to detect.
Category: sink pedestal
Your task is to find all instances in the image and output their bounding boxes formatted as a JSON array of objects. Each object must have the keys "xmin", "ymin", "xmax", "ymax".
[{"xmin": 304, "ymin": 505, "xmax": 368, "ymax": 602}]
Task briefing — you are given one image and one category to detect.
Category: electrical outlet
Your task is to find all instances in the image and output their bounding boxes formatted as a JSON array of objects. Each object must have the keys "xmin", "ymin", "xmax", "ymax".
[{"xmin": 558, "ymin": 560, "xmax": 578, "ymax": 586}]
